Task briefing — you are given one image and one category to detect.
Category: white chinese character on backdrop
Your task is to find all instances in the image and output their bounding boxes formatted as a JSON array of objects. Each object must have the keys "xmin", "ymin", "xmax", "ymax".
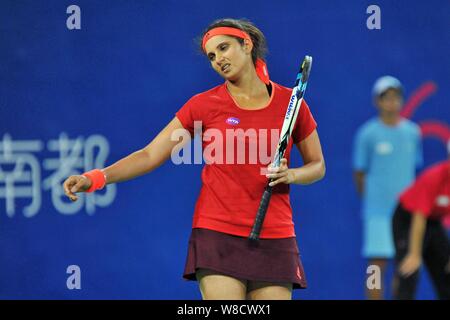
[
  {"xmin": 42, "ymin": 132, "xmax": 116, "ymax": 215},
  {"xmin": 0, "ymin": 134, "xmax": 43, "ymax": 217}
]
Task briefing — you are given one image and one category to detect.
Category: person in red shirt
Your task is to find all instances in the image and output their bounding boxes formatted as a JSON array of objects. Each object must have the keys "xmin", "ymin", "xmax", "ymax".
[
  {"xmin": 62, "ymin": 18, "xmax": 325, "ymax": 300},
  {"xmin": 392, "ymin": 143, "xmax": 450, "ymax": 299}
]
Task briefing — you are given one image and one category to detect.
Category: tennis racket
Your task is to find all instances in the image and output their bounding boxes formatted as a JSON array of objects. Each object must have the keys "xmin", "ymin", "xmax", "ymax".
[{"xmin": 249, "ymin": 55, "xmax": 313, "ymax": 241}]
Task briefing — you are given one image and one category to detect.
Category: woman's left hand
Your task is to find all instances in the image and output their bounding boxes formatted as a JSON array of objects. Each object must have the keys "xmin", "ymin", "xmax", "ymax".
[{"xmin": 266, "ymin": 158, "xmax": 296, "ymax": 187}]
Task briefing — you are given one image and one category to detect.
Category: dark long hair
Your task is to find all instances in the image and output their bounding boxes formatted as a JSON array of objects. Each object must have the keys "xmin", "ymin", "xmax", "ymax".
[{"xmin": 198, "ymin": 18, "xmax": 268, "ymax": 65}]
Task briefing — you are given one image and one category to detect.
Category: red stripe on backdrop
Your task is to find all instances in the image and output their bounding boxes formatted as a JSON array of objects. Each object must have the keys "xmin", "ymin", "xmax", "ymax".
[
  {"xmin": 419, "ymin": 121, "xmax": 450, "ymax": 143},
  {"xmin": 402, "ymin": 82, "xmax": 450, "ymax": 228},
  {"xmin": 401, "ymin": 81, "xmax": 437, "ymax": 118}
]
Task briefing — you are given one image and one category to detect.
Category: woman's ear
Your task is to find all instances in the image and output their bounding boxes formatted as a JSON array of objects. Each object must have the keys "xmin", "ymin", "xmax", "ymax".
[{"xmin": 243, "ymin": 39, "xmax": 253, "ymax": 54}]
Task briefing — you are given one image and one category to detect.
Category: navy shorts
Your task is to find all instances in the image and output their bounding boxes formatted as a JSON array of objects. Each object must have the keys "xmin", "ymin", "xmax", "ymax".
[{"xmin": 183, "ymin": 228, "xmax": 307, "ymax": 289}]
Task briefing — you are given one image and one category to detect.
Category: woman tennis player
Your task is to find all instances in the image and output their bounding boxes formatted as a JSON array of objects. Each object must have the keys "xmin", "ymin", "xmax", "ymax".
[{"xmin": 63, "ymin": 18, "xmax": 325, "ymax": 300}]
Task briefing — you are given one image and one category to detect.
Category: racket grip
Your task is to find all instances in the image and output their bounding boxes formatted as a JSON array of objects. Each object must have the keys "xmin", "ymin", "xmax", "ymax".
[{"xmin": 248, "ymin": 185, "xmax": 273, "ymax": 241}]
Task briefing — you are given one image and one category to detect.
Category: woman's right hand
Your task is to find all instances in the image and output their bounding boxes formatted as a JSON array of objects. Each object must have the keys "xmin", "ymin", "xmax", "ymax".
[{"xmin": 63, "ymin": 175, "xmax": 92, "ymax": 202}]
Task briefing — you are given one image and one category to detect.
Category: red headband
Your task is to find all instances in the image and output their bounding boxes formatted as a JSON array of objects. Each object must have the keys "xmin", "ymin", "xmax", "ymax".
[{"xmin": 202, "ymin": 27, "xmax": 270, "ymax": 85}]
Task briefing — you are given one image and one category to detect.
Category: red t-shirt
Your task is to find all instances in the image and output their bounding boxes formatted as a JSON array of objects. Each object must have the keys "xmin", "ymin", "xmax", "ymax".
[
  {"xmin": 399, "ymin": 160, "xmax": 450, "ymax": 221},
  {"xmin": 175, "ymin": 81, "xmax": 317, "ymax": 238}
]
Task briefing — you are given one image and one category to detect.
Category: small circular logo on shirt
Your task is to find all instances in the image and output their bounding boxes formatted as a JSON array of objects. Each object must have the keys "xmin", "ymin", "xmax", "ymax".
[
  {"xmin": 375, "ymin": 142, "xmax": 393, "ymax": 155},
  {"xmin": 226, "ymin": 117, "xmax": 240, "ymax": 126},
  {"xmin": 436, "ymin": 195, "xmax": 449, "ymax": 207}
]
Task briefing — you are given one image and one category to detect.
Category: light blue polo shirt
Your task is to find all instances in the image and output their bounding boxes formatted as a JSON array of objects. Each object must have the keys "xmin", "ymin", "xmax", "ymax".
[{"xmin": 353, "ymin": 117, "xmax": 423, "ymax": 257}]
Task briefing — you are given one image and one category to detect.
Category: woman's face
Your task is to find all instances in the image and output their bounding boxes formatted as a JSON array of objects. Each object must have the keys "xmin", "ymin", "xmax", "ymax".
[{"xmin": 204, "ymin": 35, "xmax": 253, "ymax": 81}]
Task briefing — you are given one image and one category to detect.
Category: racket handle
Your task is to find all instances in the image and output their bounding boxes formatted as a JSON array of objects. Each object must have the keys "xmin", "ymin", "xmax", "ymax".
[{"xmin": 249, "ymin": 185, "xmax": 273, "ymax": 241}]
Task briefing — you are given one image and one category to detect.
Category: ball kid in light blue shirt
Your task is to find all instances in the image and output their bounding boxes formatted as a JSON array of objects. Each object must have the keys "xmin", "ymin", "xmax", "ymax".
[{"xmin": 353, "ymin": 76, "xmax": 423, "ymax": 299}]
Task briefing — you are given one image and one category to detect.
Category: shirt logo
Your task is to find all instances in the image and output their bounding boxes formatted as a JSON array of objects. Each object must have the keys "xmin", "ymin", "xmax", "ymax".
[
  {"xmin": 436, "ymin": 195, "xmax": 449, "ymax": 207},
  {"xmin": 375, "ymin": 142, "xmax": 393, "ymax": 155},
  {"xmin": 226, "ymin": 117, "xmax": 240, "ymax": 126}
]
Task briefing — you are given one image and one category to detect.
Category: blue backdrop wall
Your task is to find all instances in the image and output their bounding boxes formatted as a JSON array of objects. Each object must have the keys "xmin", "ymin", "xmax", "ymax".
[{"xmin": 1, "ymin": 0, "xmax": 449, "ymax": 299}]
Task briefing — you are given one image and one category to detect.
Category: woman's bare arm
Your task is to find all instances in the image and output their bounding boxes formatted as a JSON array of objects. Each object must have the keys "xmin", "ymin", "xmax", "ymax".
[
  {"xmin": 291, "ymin": 129, "xmax": 326, "ymax": 185},
  {"xmin": 103, "ymin": 116, "xmax": 187, "ymax": 184},
  {"xmin": 265, "ymin": 129, "xmax": 325, "ymax": 187},
  {"xmin": 63, "ymin": 116, "xmax": 188, "ymax": 200}
]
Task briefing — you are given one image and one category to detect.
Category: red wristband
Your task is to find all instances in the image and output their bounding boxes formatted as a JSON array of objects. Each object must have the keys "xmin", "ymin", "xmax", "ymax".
[{"xmin": 82, "ymin": 169, "xmax": 106, "ymax": 193}]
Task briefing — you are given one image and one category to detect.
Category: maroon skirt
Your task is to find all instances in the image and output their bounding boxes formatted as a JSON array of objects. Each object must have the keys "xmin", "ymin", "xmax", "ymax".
[{"xmin": 182, "ymin": 228, "xmax": 307, "ymax": 289}]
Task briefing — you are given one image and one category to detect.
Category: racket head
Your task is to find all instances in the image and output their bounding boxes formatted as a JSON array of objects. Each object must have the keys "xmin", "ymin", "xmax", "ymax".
[{"xmin": 300, "ymin": 55, "xmax": 312, "ymax": 83}]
